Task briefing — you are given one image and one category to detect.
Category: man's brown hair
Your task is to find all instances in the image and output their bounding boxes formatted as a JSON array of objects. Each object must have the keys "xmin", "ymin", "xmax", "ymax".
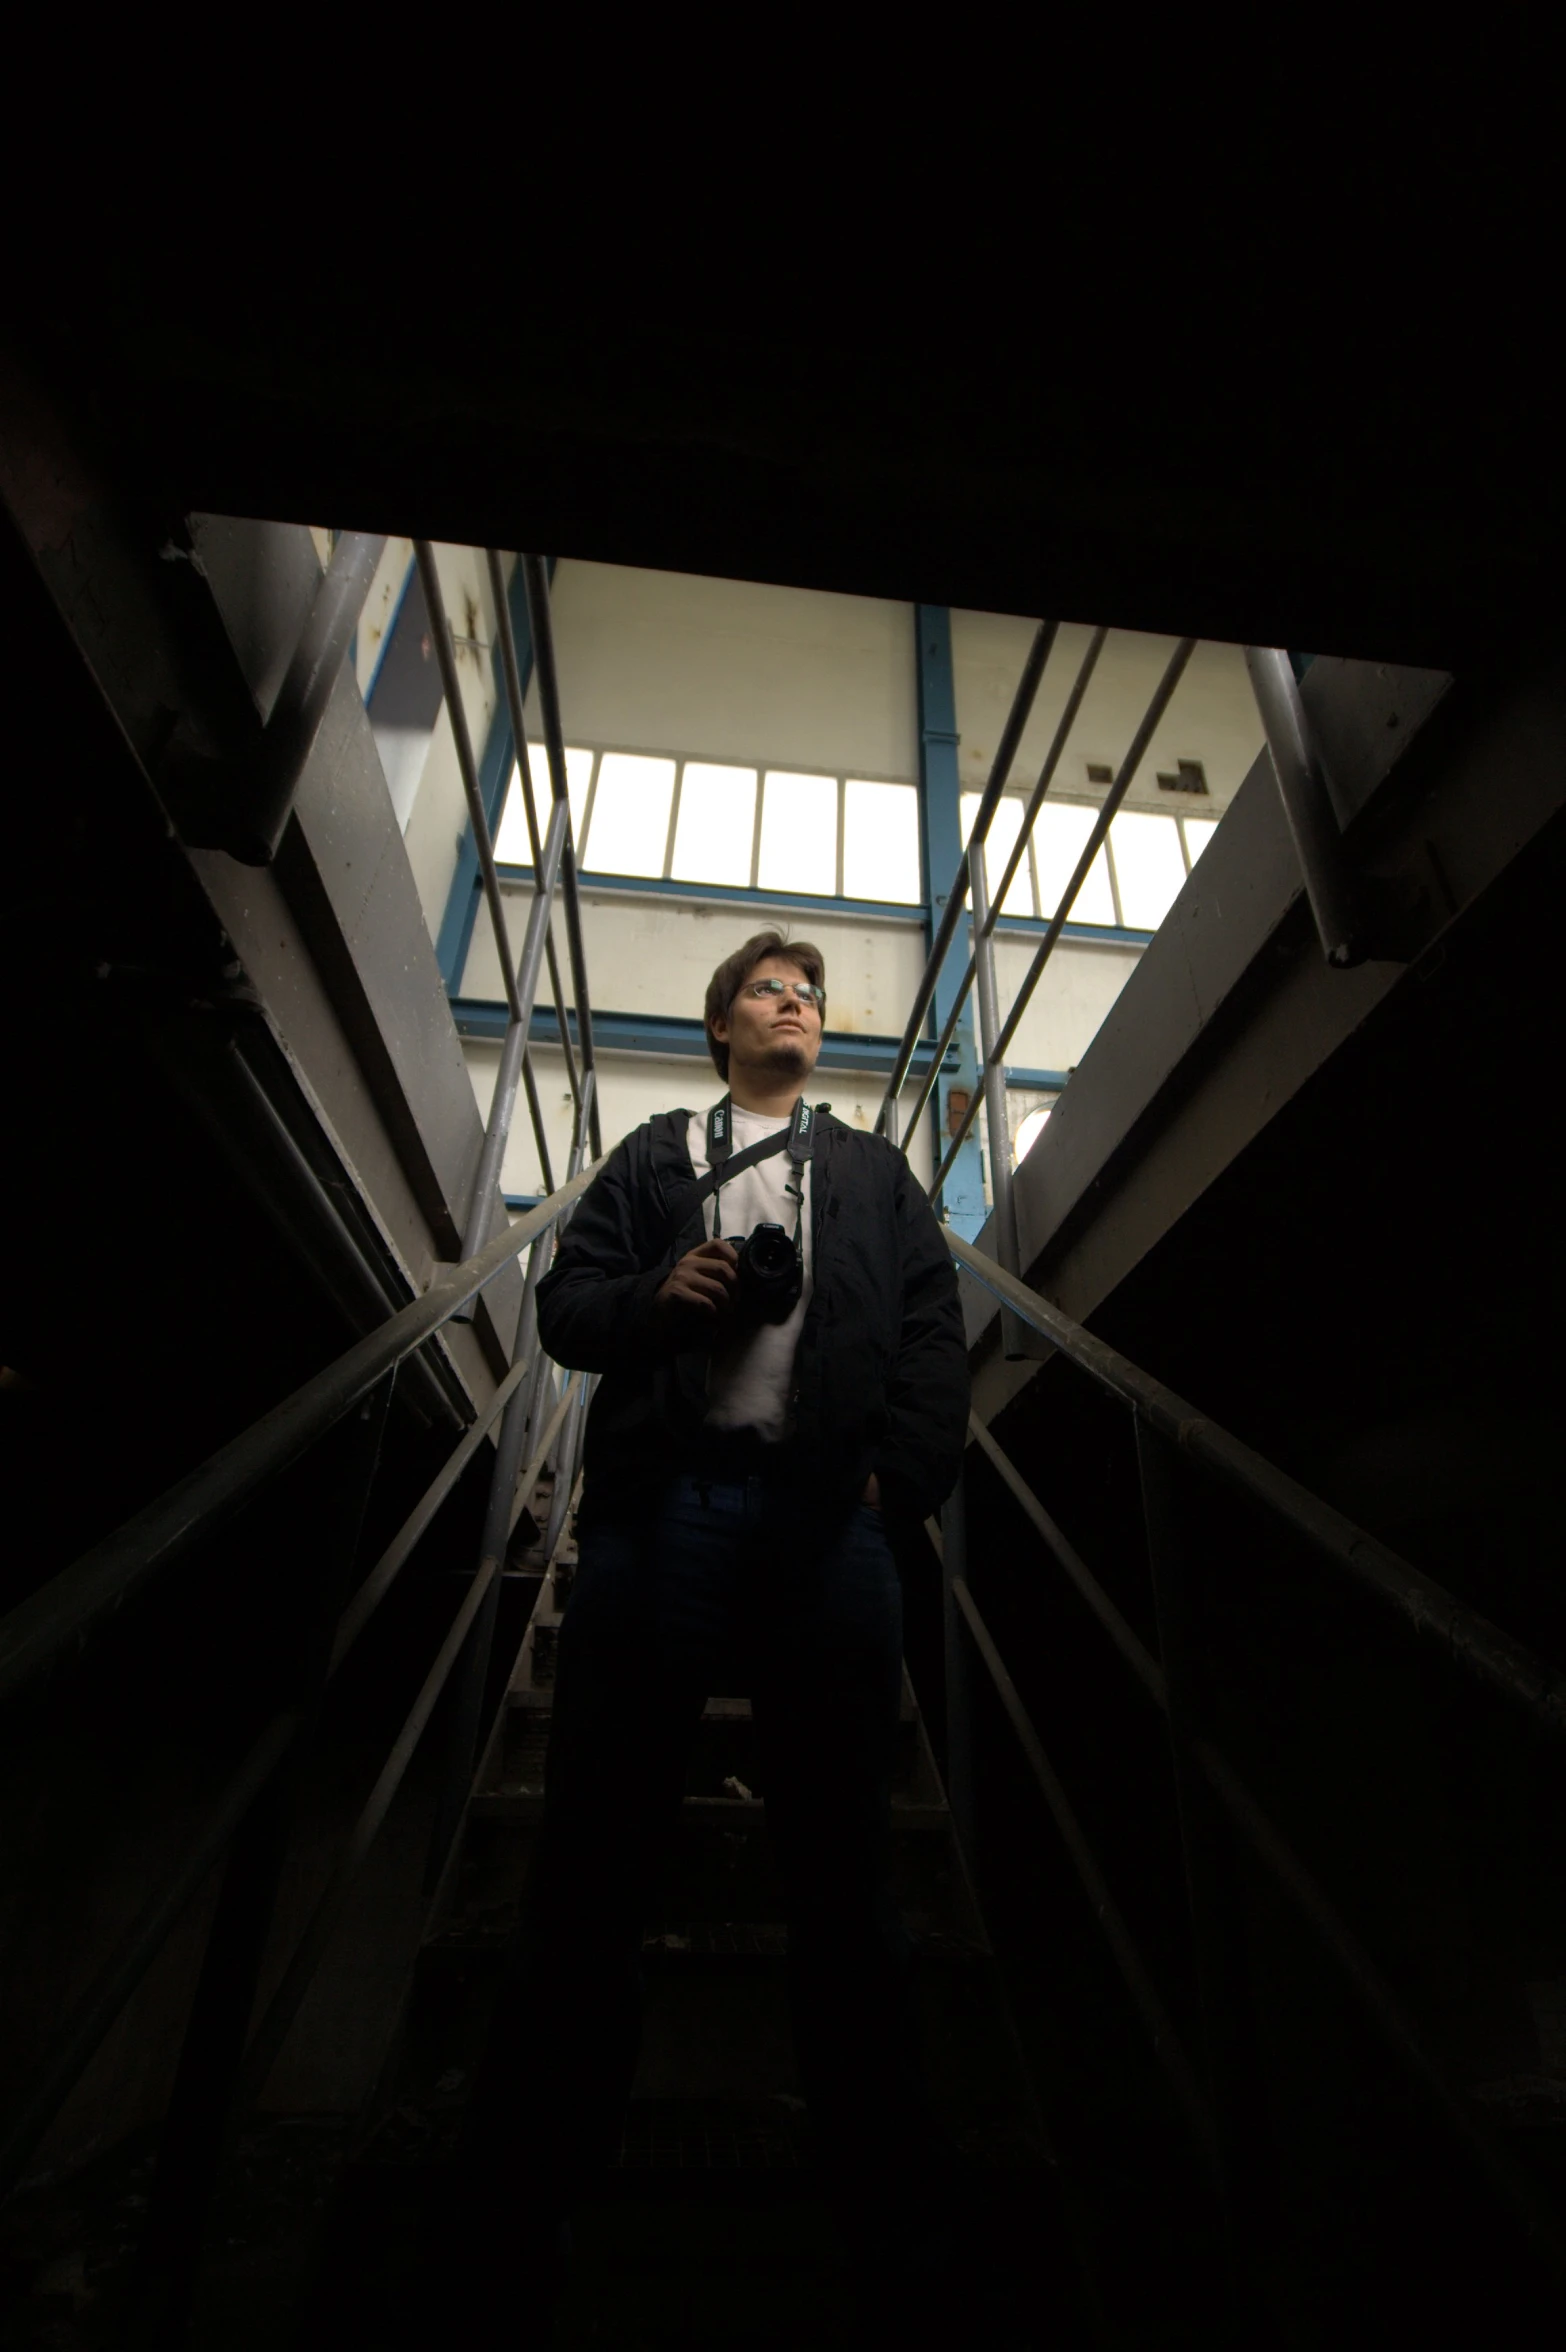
[{"xmin": 703, "ymin": 930, "xmax": 827, "ymax": 1080}]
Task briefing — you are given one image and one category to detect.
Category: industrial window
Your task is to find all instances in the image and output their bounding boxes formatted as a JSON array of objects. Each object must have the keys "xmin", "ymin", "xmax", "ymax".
[
  {"xmin": 757, "ymin": 771, "xmax": 839, "ymax": 896},
  {"xmin": 494, "ymin": 745, "xmax": 595, "ymax": 864},
  {"xmin": 958, "ymin": 794, "xmax": 1036, "ymax": 917},
  {"xmin": 1182, "ymin": 815, "xmax": 1219, "ymax": 864},
  {"xmin": 1012, "ymin": 1101, "xmax": 1055, "ymax": 1166},
  {"xmin": 1032, "ymin": 803, "xmax": 1117, "ymax": 927},
  {"xmin": 843, "ymin": 780, "xmax": 920, "ymax": 903},
  {"xmin": 671, "ymin": 763, "xmax": 758, "ymax": 887},
  {"xmin": 583, "ymin": 753, "xmax": 677, "ymax": 878},
  {"xmin": 1109, "ymin": 811, "xmax": 1188, "ymax": 930},
  {"xmin": 494, "ymin": 745, "xmax": 921, "ymax": 904}
]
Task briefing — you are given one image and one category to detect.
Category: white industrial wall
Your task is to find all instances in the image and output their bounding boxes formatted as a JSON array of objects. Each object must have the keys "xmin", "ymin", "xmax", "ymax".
[
  {"xmin": 377, "ymin": 553, "xmax": 1265, "ymax": 1185},
  {"xmin": 458, "ymin": 896, "xmax": 930, "ymax": 1042},
  {"xmin": 512, "ymin": 561, "xmax": 918, "ymax": 780},
  {"xmin": 950, "ymin": 613, "xmax": 1259, "ymax": 812}
]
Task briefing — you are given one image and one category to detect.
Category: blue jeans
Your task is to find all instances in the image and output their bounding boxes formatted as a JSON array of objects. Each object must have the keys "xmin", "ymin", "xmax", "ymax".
[{"xmin": 459, "ymin": 1469, "xmax": 957, "ymax": 2265}]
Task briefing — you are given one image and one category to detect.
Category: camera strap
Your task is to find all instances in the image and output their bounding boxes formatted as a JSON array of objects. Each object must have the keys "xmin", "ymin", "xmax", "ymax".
[{"xmin": 694, "ymin": 1095, "xmax": 820, "ymax": 1243}]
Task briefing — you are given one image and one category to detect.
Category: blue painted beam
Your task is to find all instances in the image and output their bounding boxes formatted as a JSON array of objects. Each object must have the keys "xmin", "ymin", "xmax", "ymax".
[
  {"xmin": 451, "ymin": 999, "xmax": 959, "ymax": 1079},
  {"xmin": 433, "ymin": 555, "xmax": 554, "ymax": 995},
  {"xmin": 484, "ymin": 860, "xmax": 1157, "ymax": 949},
  {"xmin": 916, "ymin": 605, "xmax": 988, "ymax": 1240}
]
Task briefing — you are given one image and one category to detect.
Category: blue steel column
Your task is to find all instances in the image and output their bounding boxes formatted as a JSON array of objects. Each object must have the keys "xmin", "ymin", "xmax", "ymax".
[
  {"xmin": 915, "ymin": 606, "xmax": 987, "ymax": 1240},
  {"xmin": 434, "ymin": 556, "xmax": 554, "ymax": 997}
]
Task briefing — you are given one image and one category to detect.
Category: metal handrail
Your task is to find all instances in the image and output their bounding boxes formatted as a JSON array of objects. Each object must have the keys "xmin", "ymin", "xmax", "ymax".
[
  {"xmin": 956, "ymin": 1409, "xmax": 1566, "ymax": 2284},
  {"xmin": 486, "ymin": 547, "xmax": 583, "ymax": 1124},
  {"xmin": 894, "ymin": 627, "xmax": 1387, "ymax": 1241},
  {"xmin": 947, "ymin": 1231, "xmax": 1566, "ymax": 1737},
  {"xmin": 524, "ymin": 553, "xmax": 602, "ymax": 1160},
  {"xmin": 942, "ymin": 1238, "xmax": 1566, "ymax": 2284},
  {"xmin": 897, "ymin": 626, "xmax": 1111, "ymax": 1163},
  {"xmin": 0, "ymin": 1166, "xmax": 600, "ymax": 1709},
  {"xmin": 1, "ymin": 532, "xmax": 613, "ymax": 2309},
  {"xmin": 875, "ymin": 621, "xmax": 1055, "ymax": 1133},
  {"xmin": 238, "ymin": 1376, "xmax": 584, "ymax": 2102},
  {"xmin": 930, "ymin": 637, "xmax": 1196, "ymax": 1205},
  {"xmin": 416, "ymin": 543, "xmax": 560, "ymax": 1230},
  {"xmin": 944, "ymin": 1566, "xmax": 1215, "ymax": 2163},
  {"xmin": 0, "ymin": 1166, "xmax": 598, "ymax": 2199}
]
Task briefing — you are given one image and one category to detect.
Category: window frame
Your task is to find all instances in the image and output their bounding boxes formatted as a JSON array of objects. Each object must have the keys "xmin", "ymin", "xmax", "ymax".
[
  {"xmin": 964, "ymin": 787, "xmax": 1218, "ymax": 936},
  {"xmin": 492, "ymin": 743, "xmax": 1220, "ymax": 943},
  {"xmin": 500, "ymin": 741, "xmax": 924, "ymax": 908}
]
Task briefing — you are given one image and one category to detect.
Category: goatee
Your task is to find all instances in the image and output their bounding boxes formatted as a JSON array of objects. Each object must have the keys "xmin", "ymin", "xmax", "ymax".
[{"xmin": 760, "ymin": 1041, "xmax": 810, "ymax": 1079}]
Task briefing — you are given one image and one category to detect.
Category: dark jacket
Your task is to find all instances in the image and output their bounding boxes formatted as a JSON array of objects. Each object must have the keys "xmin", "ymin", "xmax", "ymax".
[{"xmin": 535, "ymin": 1106, "xmax": 969, "ymax": 1522}]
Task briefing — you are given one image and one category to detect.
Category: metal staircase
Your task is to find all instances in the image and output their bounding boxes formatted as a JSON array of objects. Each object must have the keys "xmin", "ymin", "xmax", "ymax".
[
  {"xmin": 300, "ymin": 1446, "xmax": 1068, "ymax": 2346},
  {"xmin": 2, "ymin": 447, "xmax": 1564, "ymax": 2349}
]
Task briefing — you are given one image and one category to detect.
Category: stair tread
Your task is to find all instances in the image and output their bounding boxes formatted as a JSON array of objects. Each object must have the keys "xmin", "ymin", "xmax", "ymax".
[
  {"xmin": 423, "ymin": 1915, "xmax": 994, "ymax": 1961},
  {"xmin": 507, "ymin": 1686, "xmax": 918, "ymax": 1721},
  {"xmin": 470, "ymin": 1789, "xmax": 951, "ymax": 1825}
]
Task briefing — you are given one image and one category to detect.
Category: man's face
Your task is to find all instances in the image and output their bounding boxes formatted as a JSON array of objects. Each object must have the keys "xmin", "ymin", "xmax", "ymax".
[{"xmin": 712, "ymin": 953, "xmax": 824, "ymax": 1087}]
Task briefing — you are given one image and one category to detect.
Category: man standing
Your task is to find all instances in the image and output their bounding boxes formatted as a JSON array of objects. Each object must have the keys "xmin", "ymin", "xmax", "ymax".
[{"xmin": 456, "ymin": 929, "xmax": 971, "ymax": 2328}]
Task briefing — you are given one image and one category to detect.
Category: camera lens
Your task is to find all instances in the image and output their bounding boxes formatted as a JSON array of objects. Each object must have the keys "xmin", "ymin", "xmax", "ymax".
[
  {"xmin": 747, "ymin": 1229, "xmax": 794, "ymax": 1278},
  {"xmin": 735, "ymin": 1222, "xmax": 802, "ymax": 1323}
]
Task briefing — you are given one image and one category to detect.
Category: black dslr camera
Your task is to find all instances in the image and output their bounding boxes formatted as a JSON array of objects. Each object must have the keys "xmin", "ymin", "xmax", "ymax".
[{"xmin": 733, "ymin": 1222, "xmax": 802, "ymax": 1323}]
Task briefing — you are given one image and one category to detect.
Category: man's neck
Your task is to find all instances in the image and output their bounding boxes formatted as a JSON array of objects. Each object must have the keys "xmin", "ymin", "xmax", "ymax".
[{"xmin": 728, "ymin": 1074, "xmax": 806, "ymax": 1119}]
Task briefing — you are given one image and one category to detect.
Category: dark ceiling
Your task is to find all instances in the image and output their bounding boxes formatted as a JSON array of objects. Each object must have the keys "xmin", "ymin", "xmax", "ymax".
[{"xmin": 4, "ymin": 109, "xmax": 1556, "ymax": 675}]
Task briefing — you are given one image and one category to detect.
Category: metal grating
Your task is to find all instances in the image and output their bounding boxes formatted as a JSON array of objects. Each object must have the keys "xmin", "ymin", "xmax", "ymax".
[
  {"xmin": 642, "ymin": 1923, "xmax": 789, "ymax": 1958},
  {"xmin": 611, "ymin": 2100, "xmax": 806, "ymax": 2171}
]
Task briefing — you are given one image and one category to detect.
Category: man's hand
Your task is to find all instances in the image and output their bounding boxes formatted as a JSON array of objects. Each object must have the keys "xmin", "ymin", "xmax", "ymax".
[
  {"xmin": 861, "ymin": 1472, "xmax": 881, "ymax": 1508},
  {"xmin": 655, "ymin": 1238, "xmax": 739, "ymax": 1330}
]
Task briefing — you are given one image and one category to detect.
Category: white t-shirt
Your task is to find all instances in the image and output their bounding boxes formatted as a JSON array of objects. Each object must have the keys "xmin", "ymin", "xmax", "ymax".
[{"xmin": 686, "ymin": 1103, "xmax": 814, "ymax": 1443}]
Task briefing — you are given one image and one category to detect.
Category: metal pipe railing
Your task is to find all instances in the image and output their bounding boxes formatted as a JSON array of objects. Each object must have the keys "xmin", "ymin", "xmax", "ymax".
[
  {"xmin": 456, "ymin": 788, "xmax": 573, "ymax": 1265},
  {"xmin": 967, "ymin": 838, "xmax": 1032, "ymax": 1360},
  {"xmin": 946, "ymin": 1571, "xmax": 1217, "ymax": 2166},
  {"xmin": 896, "ymin": 952, "xmax": 976, "ymax": 1165},
  {"xmin": 240, "ymin": 1375, "xmax": 582, "ymax": 2101},
  {"xmin": 415, "ymin": 542, "xmax": 522, "ymax": 1028},
  {"xmin": 983, "ymin": 625, "xmax": 1109, "ymax": 934},
  {"xmin": 0, "ymin": 1173, "xmax": 595, "ymax": 2197},
  {"xmin": 416, "ymin": 543, "xmax": 559, "ymax": 1251},
  {"xmin": 875, "ymin": 621, "xmax": 1055, "ymax": 1135},
  {"xmin": 896, "ymin": 626, "xmax": 1111, "ymax": 1167},
  {"xmin": 1245, "ymin": 646, "xmax": 1363, "ymax": 969},
  {"xmin": 524, "ymin": 554, "xmax": 602, "ymax": 1159},
  {"xmin": 485, "ymin": 547, "xmax": 583, "ymax": 1123},
  {"xmin": 956, "ymin": 1410, "xmax": 1566, "ymax": 2289},
  {"xmin": 2, "ymin": 536, "xmax": 611, "ymax": 2309},
  {"xmin": 0, "ymin": 1167, "xmax": 600, "ymax": 1709},
  {"xmin": 930, "ymin": 638, "xmax": 1196, "ymax": 1203},
  {"xmin": 946, "ymin": 1232, "xmax": 1566, "ymax": 1739}
]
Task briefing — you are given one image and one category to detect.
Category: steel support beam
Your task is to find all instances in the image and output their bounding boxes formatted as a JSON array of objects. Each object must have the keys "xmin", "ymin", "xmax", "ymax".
[{"xmin": 915, "ymin": 606, "xmax": 986, "ymax": 1237}]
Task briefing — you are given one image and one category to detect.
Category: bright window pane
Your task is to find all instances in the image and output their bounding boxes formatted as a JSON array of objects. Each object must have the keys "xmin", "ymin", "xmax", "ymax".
[
  {"xmin": 1013, "ymin": 1105, "xmax": 1053, "ymax": 1166},
  {"xmin": 757, "ymin": 771, "xmax": 838, "ymax": 895},
  {"xmin": 1183, "ymin": 816, "xmax": 1219, "ymax": 864},
  {"xmin": 1033, "ymin": 803, "xmax": 1116, "ymax": 926},
  {"xmin": 959, "ymin": 794, "xmax": 1036, "ymax": 916},
  {"xmin": 1109, "ymin": 811, "xmax": 1187, "ymax": 930},
  {"xmin": 843, "ymin": 780, "xmax": 919, "ymax": 902},
  {"xmin": 494, "ymin": 744, "xmax": 593, "ymax": 864},
  {"xmin": 582, "ymin": 752, "xmax": 676, "ymax": 878},
  {"xmin": 670, "ymin": 762, "xmax": 757, "ymax": 886}
]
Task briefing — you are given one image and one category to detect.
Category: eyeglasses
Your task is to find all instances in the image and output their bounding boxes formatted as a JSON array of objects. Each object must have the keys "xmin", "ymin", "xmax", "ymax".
[{"xmin": 736, "ymin": 978, "xmax": 825, "ymax": 1007}]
